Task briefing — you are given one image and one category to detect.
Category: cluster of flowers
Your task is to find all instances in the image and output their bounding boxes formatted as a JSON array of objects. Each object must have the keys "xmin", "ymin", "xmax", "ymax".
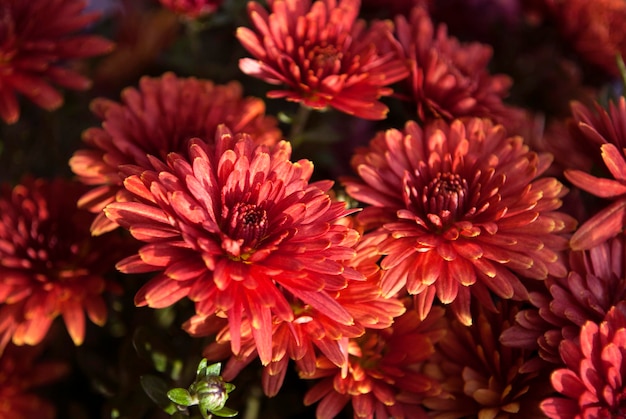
[{"xmin": 2, "ymin": 0, "xmax": 626, "ymax": 418}]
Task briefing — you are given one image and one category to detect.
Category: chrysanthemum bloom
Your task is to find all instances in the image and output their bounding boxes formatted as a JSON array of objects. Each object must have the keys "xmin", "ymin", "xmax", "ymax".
[
  {"xmin": 302, "ymin": 306, "xmax": 446, "ymax": 419},
  {"xmin": 423, "ymin": 301, "xmax": 553, "ymax": 418},
  {"xmin": 545, "ymin": 0, "xmax": 626, "ymax": 77},
  {"xmin": 343, "ymin": 118, "xmax": 576, "ymax": 325},
  {"xmin": 159, "ymin": 0, "xmax": 221, "ymax": 18},
  {"xmin": 0, "ymin": 344, "xmax": 68, "ymax": 419},
  {"xmin": 236, "ymin": 0, "xmax": 410, "ymax": 120},
  {"xmin": 105, "ymin": 128, "xmax": 363, "ymax": 366},
  {"xmin": 189, "ymin": 233, "xmax": 406, "ymax": 396},
  {"xmin": 501, "ymin": 233, "xmax": 626, "ymax": 366},
  {"xmin": 392, "ymin": 6, "xmax": 513, "ymax": 122},
  {"xmin": 541, "ymin": 302, "xmax": 626, "ymax": 418},
  {"xmin": 564, "ymin": 98, "xmax": 626, "ymax": 250},
  {"xmin": 0, "ymin": 178, "xmax": 131, "ymax": 353},
  {"xmin": 69, "ymin": 72, "xmax": 281, "ymax": 235},
  {"xmin": 0, "ymin": 0, "xmax": 114, "ymax": 124}
]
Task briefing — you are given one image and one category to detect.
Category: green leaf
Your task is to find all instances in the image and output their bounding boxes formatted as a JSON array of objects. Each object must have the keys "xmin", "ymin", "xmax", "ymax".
[
  {"xmin": 204, "ymin": 361, "xmax": 222, "ymax": 377},
  {"xmin": 196, "ymin": 358, "xmax": 208, "ymax": 377},
  {"xmin": 167, "ymin": 388, "xmax": 195, "ymax": 406},
  {"xmin": 211, "ymin": 406, "xmax": 238, "ymax": 418},
  {"xmin": 140, "ymin": 375, "xmax": 174, "ymax": 409}
]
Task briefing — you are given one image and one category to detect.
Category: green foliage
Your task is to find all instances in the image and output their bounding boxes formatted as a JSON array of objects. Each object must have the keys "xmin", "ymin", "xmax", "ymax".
[{"xmin": 162, "ymin": 359, "xmax": 237, "ymax": 419}]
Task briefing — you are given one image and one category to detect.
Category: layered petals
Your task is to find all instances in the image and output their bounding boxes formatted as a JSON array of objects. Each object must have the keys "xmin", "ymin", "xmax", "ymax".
[
  {"xmin": 237, "ymin": 0, "xmax": 409, "ymax": 119},
  {"xmin": 0, "ymin": 0, "xmax": 114, "ymax": 124},
  {"xmin": 343, "ymin": 118, "xmax": 576, "ymax": 324},
  {"xmin": 105, "ymin": 129, "xmax": 362, "ymax": 366}
]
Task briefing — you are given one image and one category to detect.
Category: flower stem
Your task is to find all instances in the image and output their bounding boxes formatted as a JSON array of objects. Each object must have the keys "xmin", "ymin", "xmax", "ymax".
[{"xmin": 289, "ymin": 104, "xmax": 313, "ymax": 148}]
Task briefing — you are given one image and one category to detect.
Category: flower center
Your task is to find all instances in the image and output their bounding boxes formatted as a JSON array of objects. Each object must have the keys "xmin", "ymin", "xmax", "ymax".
[
  {"xmin": 310, "ymin": 44, "xmax": 342, "ymax": 72},
  {"xmin": 423, "ymin": 172, "xmax": 468, "ymax": 229},
  {"xmin": 227, "ymin": 202, "xmax": 268, "ymax": 247}
]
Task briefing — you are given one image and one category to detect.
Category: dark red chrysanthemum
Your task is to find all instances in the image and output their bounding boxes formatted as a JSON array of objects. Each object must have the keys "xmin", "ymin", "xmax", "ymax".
[
  {"xmin": 105, "ymin": 128, "xmax": 363, "ymax": 365},
  {"xmin": 0, "ymin": 178, "xmax": 131, "ymax": 353},
  {"xmin": 0, "ymin": 0, "xmax": 114, "ymax": 124},
  {"xmin": 302, "ymin": 306, "xmax": 446, "ymax": 419},
  {"xmin": 69, "ymin": 72, "xmax": 281, "ymax": 235},
  {"xmin": 541, "ymin": 302, "xmax": 626, "ymax": 418},
  {"xmin": 423, "ymin": 301, "xmax": 552, "ymax": 418},
  {"xmin": 546, "ymin": 0, "xmax": 626, "ymax": 77},
  {"xmin": 564, "ymin": 97, "xmax": 626, "ymax": 250},
  {"xmin": 159, "ymin": 0, "xmax": 221, "ymax": 18},
  {"xmin": 189, "ymin": 233, "xmax": 406, "ymax": 396},
  {"xmin": 343, "ymin": 118, "xmax": 576, "ymax": 325},
  {"xmin": 0, "ymin": 344, "xmax": 68, "ymax": 419},
  {"xmin": 501, "ymin": 233, "xmax": 626, "ymax": 366},
  {"xmin": 392, "ymin": 6, "xmax": 513, "ymax": 122},
  {"xmin": 236, "ymin": 0, "xmax": 409, "ymax": 120}
]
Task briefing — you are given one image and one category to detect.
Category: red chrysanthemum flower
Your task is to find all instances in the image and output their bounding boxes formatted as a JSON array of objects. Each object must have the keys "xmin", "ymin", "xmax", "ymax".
[
  {"xmin": 0, "ymin": 344, "xmax": 68, "ymax": 419},
  {"xmin": 0, "ymin": 178, "xmax": 131, "ymax": 353},
  {"xmin": 541, "ymin": 302, "xmax": 626, "ymax": 418},
  {"xmin": 392, "ymin": 6, "xmax": 513, "ymax": 122},
  {"xmin": 190, "ymin": 233, "xmax": 406, "ymax": 396},
  {"xmin": 302, "ymin": 306, "xmax": 446, "ymax": 419},
  {"xmin": 69, "ymin": 72, "xmax": 281, "ymax": 235},
  {"xmin": 564, "ymin": 97, "xmax": 626, "ymax": 251},
  {"xmin": 343, "ymin": 118, "xmax": 576, "ymax": 325},
  {"xmin": 0, "ymin": 0, "xmax": 114, "ymax": 124},
  {"xmin": 546, "ymin": 0, "xmax": 626, "ymax": 77},
  {"xmin": 236, "ymin": 0, "xmax": 410, "ymax": 120},
  {"xmin": 104, "ymin": 128, "xmax": 363, "ymax": 365},
  {"xmin": 159, "ymin": 0, "xmax": 221, "ymax": 18},
  {"xmin": 501, "ymin": 233, "xmax": 626, "ymax": 366},
  {"xmin": 423, "ymin": 301, "xmax": 553, "ymax": 418}
]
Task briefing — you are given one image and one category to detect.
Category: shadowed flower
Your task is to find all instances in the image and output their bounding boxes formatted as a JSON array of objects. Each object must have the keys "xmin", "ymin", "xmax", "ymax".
[
  {"xmin": 159, "ymin": 0, "xmax": 221, "ymax": 18},
  {"xmin": 564, "ymin": 97, "xmax": 626, "ymax": 250},
  {"xmin": 104, "ymin": 128, "xmax": 363, "ymax": 366},
  {"xmin": 302, "ymin": 306, "xmax": 446, "ymax": 419},
  {"xmin": 0, "ymin": 344, "xmax": 68, "ymax": 419},
  {"xmin": 546, "ymin": 0, "xmax": 626, "ymax": 77},
  {"xmin": 541, "ymin": 302, "xmax": 626, "ymax": 418},
  {"xmin": 343, "ymin": 118, "xmax": 576, "ymax": 325},
  {"xmin": 236, "ymin": 0, "xmax": 409, "ymax": 120},
  {"xmin": 0, "ymin": 0, "xmax": 114, "ymax": 124},
  {"xmin": 423, "ymin": 301, "xmax": 552, "ymax": 418},
  {"xmin": 189, "ymin": 233, "xmax": 406, "ymax": 397},
  {"xmin": 0, "ymin": 178, "xmax": 131, "ymax": 353},
  {"xmin": 69, "ymin": 72, "xmax": 280, "ymax": 235},
  {"xmin": 392, "ymin": 6, "xmax": 513, "ymax": 122},
  {"xmin": 501, "ymin": 233, "xmax": 626, "ymax": 366}
]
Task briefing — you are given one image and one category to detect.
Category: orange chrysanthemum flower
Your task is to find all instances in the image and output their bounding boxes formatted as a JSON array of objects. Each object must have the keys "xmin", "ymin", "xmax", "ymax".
[
  {"xmin": 392, "ymin": 6, "xmax": 513, "ymax": 122},
  {"xmin": 0, "ymin": 178, "xmax": 131, "ymax": 352},
  {"xmin": 0, "ymin": 0, "xmax": 114, "ymax": 124},
  {"xmin": 564, "ymin": 97, "xmax": 626, "ymax": 250},
  {"xmin": 0, "ymin": 344, "xmax": 68, "ymax": 419},
  {"xmin": 191, "ymin": 234, "xmax": 406, "ymax": 396},
  {"xmin": 236, "ymin": 0, "xmax": 409, "ymax": 120},
  {"xmin": 423, "ymin": 301, "xmax": 553, "ymax": 418},
  {"xmin": 105, "ymin": 128, "xmax": 363, "ymax": 365},
  {"xmin": 546, "ymin": 0, "xmax": 626, "ymax": 77},
  {"xmin": 69, "ymin": 72, "xmax": 280, "ymax": 235},
  {"xmin": 302, "ymin": 306, "xmax": 446, "ymax": 419},
  {"xmin": 541, "ymin": 302, "xmax": 626, "ymax": 418},
  {"xmin": 159, "ymin": 0, "xmax": 221, "ymax": 18},
  {"xmin": 501, "ymin": 233, "xmax": 626, "ymax": 366},
  {"xmin": 343, "ymin": 118, "xmax": 576, "ymax": 325}
]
